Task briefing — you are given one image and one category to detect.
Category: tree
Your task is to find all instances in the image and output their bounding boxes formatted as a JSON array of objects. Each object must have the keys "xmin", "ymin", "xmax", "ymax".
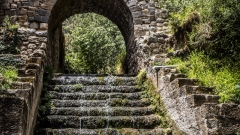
[{"xmin": 63, "ymin": 13, "xmax": 125, "ymax": 74}]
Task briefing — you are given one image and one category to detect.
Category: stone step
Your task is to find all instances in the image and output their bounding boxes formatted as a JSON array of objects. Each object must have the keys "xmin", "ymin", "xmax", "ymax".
[
  {"xmin": 171, "ymin": 78, "xmax": 199, "ymax": 87},
  {"xmin": 17, "ymin": 76, "xmax": 35, "ymax": 83},
  {"xmin": 48, "ymin": 91, "xmax": 143, "ymax": 100},
  {"xmin": 26, "ymin": 57, "xmax": 42, "ymax": 65},
  {"xmin": 11, "ymin": 82, "xmax": 33, "ymax": 89},
  {"xmin": 186, "ymin": 94, "xmax": 220, "ymax": 107},
  {"xmin": 0, "ymin": 88, "xmax": 32, "ymax": 98},
  {"xmin": 48, "ymin": 85, "xmax": 141, "ymax": 93},
  {"xmin": 40, "ymin": 115, "xmax": 161, "ymax": 129},
  {"xmin": 36, "ymin": 127, "xmax": 169, "ymax": 135},
  {"xmin": 25, "ymin": 63, "xmax": 41, "ymax": 70},
  {"xmin": 18, "ymin": 69, "xmax": 37, "ymax": 77},
  {"xmin": 50, "ymin": 76, "xmax": 137, "ymax": 86},
  {"xmin": 169, "ymin": 73, "xmax": 187, "ymax": 82},
  {"xmin": 49, "ymin": 106, "xmax": 155, "ymax": 116},
  {"xmin": 181, "ymin": 85, "xmax": 213, "ymax": 95},
  {"xmin": 51, "ymin": 98, "xmax": 151, "ymax": 107}
]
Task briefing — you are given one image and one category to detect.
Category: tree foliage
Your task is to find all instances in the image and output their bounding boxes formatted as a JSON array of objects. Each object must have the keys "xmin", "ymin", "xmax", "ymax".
[
  {"xmin": 63, "ymin": 13, "xmax": 125, "ymax": 74},
  {"xmin": 161, "ymin": 0, "xmax": 240, "ymax": 63}
]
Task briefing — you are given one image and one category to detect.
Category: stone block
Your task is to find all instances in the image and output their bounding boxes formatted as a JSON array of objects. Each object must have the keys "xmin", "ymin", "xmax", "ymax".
[
  {"xmin": 40, "ymin": 23, "xmax": 48, "ymax": 30},
  {"xmin": 28, "ymin": 44, "xmax": 36, "ymax": 49},
  {"xmin": 134, "ymin": 18, "xmax": 142, "ymax": 24},
  {"xmin": 132, "ymin": 11, "xmax": 142, "ymax": 18},
  {"xmin": 150, "ymin": 15, "xmax": 155, "ymax": 21},
  {"xmin": 37, "ymin": 9, "xmax": 50, "ymax": 16},
  {"xmin": 27, "ymin": 11, "xmax": 36, "ymax": 17},
  {"xmin": 19, "ymin": 8, "xmax": 27, "ymax": 15},
  {"xmin": 143, "ymin": 18, "xmax": 150, "ymax": 24},
  {"xmin": 17, "ymin": 2, "xmax": 21, "ymax": 7},
  {"xmin": 130, "ymin": 6, "xmax": 142, "ymax": 12},
  {"xmin": 35, "ymin": 30, "xmax": 47, "ymax": 36},
  {"xmin": 18, "ymin": 15, "xmax": 28, "ymax": 23},
  {"xmin": 40, "ymin": 43, "xmax": 46, "ymax": 50},
  {"xmin": 10, "ymin": 3, "xmax": 17, "ymax": 8},
  {"xmin": 11, "ymin": 9, "xmax": 17, "ymax": 15},
  {"xmin": 22, "ymin": 2, "xmax": 33, "ymax": 7},
  {"xmin": 23, "ymin": 22, "xmax": 30, "ymax": 27},
  {"xmin": 30, "ymin": 22, "xmax": 39, "ymax": 29},
  {"xmin": 156, "ymin": 18, "xmax": 164, "ymax": 23},
  {"xmin": 34, "ymin": 16, "xmax": 48, "ymax": 23}
]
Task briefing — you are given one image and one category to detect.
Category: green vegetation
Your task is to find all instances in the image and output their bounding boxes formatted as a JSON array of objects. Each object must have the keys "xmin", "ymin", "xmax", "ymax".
[
  {"xmin": 161, "ymin": 0, "xmax": 240, "ymax": 103},
  {"xmin": 0, "ymin": 65, "xmax": 18, "ymax": 90},
  {"xmin": 0, "ymin": 16, "xmax": 19, "ymax": 54},
  {"xmin": 73, "ymin": 84, "xmax": 82, "ymax": 89},
  {"xmin": 63, "ymin": 13, "xmax": 126, "ymax": 74},
  {"xmin": 137, "ymin": 69, "xmax": 168, "ymax": 128},
  {"xmin": 161, "ymin": 0, "xmax": 240, "ymax": 62},
  {"xmin": 0, "ymin": 16, "xmax": 20, "ymax": 90},
  {"xmin": 136, "ymin": 69, "xmax": 183, "ymax": 134},
  {"xmin": 168, "ymin": 52, "xmax": 240, "ymax": 103}
]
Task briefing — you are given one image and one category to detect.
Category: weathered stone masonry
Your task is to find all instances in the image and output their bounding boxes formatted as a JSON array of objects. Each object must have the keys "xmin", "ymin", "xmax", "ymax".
[
  {"xmin": 0, "ymin": 0, "xmax": 240, "ymax": 135},
  {"xmin": 2, "ymin": 0, "xmax": 239, "ymax": 134},
  {"xmin": 0, "ymin": 0, "xmax": 173, "ymax": 134}
]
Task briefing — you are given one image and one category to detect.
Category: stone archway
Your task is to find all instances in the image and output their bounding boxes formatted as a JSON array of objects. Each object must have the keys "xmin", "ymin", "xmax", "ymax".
[
  {"xmin": 47, "ymin": 0, "xmax": 134, "ymax": 73},
  {"xmin": 0, "ymin": 1, "xmax": 170, "ymax": 134}
]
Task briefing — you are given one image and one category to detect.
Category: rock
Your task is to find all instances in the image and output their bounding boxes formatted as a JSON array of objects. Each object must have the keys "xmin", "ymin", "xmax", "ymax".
[
  {"xmin": 30, "ymin": 22, "xmax": 39, "ymax": 29},
  {"xmin": 40, "ymin": 23, "xmax": 48, "ymax": 30},
  {"xmin": 35, "ymin": 30, "xmax": 47, "ymax": 36}
]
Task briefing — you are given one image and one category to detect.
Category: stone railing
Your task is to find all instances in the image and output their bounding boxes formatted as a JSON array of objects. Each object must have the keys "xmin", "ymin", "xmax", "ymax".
[{"xmin": 0, "ymin": 55, "xmax": 44, "ymax": 135}]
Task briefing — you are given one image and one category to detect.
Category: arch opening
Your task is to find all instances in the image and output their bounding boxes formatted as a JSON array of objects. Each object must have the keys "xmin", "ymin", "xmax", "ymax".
[
  {"xmin": 47, "ymin": 0, "xmax": 134, "ymax": 73},
  {"xmin": 62, "ymin": 13, "xmax": 126, "ymax": 74}
]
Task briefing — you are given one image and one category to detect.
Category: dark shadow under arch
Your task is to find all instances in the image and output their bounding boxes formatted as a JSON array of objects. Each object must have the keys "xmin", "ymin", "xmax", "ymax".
[{"xmin": 48, "ymin": 0, "xmax": 134, "ymax": 73}]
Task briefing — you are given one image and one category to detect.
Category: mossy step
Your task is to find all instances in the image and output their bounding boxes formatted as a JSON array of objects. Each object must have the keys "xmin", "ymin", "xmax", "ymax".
[
  {"xmin": 51, "ymin": 98, "xmax": 151, "ymax": 107},
  {"xmin": 41, "ymin": 115, "xmax": 161, "ymax": 129},
  {"xmin": 49, "ymin": 106, "xmax": 155, "ymax": 116},
  {"xmin": 50, "ymin": 76, "xmax": 137, "ymax": 86},
  {"xmin": 36, "ymin": 127, "xmax": 170, "ymax": 135},
  {"xmin": 48, "ymin": 91, "xmax": 143, "ymax": 100},
  {"xmin": 48, "ymin": 85, "xmax": 141, "ymax": 93},
  {"xmin": 186, "ymin": 94, "xmax": 220, "ymax": 107}
]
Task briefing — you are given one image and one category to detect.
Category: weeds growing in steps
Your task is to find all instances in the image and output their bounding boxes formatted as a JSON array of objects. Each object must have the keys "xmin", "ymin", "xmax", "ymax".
[{"xmin": 167, "ymin": 51, "xmax": 240, "ymax": 103}]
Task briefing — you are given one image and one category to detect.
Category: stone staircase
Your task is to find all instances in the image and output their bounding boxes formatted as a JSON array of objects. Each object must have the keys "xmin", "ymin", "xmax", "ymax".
[
  {"xmin": 157, "ymin": 68, "xmax": 240, "ymax": 134},
  {"xmin": 35, "ymin": 75, "xmax": 168, "ymax": 135}
]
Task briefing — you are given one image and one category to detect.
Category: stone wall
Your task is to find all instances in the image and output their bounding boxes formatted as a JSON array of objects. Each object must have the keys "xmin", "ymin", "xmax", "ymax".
[
  {"xmin": 147, "ymin": 67, "xmax": 240, "ymax": 135},
  {"xmin": 0, "ymin": 0, "xmax": 171, "ymax": 73},
  {"xmin": 0, "ymin": 56, "xmax": 44, "ymax": 135}
]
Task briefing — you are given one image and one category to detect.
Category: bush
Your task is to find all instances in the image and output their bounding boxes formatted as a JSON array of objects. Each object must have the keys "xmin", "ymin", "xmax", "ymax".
[
  {"xmin": 162, "ymin": 0, "xmax": 240, "ymax": 64},
  {"xmin": 0, "ymin": 66, "xmax": 18, "ymax": 90}
]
